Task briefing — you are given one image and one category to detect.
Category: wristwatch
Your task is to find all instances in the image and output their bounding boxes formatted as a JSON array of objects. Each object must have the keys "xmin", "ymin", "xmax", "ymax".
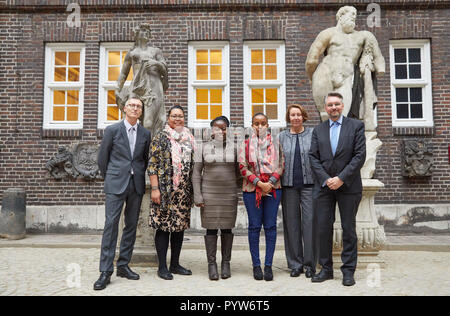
[{"xmin": 151, "ymin": 186, "xmax": 159, "ymax": 191}]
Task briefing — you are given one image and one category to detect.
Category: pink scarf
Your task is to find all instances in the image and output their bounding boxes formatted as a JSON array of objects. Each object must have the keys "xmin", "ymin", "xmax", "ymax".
[{"xmin": 164, "ymin": 124, "xmax": 194, "ymax": 190}]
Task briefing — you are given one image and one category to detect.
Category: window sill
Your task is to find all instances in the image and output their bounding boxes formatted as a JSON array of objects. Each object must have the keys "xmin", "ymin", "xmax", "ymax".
[{"xmin": 392, "ymin": 126, "xmax": 434, "ymax": 136}]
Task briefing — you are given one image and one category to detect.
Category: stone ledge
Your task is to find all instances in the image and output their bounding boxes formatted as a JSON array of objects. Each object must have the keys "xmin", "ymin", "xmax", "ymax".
[
  {"xmin": 392, "ymin": 126, "xmax": 434, "ymax": 136},
  {"xmin": 41, "ymin": 128, "xmax": 83, "ymax": 139}
]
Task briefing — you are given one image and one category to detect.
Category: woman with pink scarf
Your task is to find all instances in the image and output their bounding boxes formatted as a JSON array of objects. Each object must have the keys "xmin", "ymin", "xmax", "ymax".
[{"xmin": 148, "ymin": 105, "xmax": 195, "ymax": 280}]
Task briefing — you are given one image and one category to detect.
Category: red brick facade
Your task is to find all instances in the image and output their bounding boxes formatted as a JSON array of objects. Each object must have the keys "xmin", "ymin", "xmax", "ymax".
[{"xmin": 0, "ymin": 1, "xmax": 448, "ymax": 208}]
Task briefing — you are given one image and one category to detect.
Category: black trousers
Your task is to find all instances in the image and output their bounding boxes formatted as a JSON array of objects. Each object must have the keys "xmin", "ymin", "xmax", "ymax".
[
  {"xmin": 314, "ymin": 187, "xmax": 361, "ymax": 275},
  {"xmin": 99, "ymin": 177, "xmax": 143, "ymax": 272}
]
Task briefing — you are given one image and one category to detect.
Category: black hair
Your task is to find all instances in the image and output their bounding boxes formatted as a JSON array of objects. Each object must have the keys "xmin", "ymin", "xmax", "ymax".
[
  {"xmin": 168, "ymin": 105, "xmax": 185, "ymax": 117},
  {"xmin": 210, "ymin": 115, "xmax": 230, "ymax": 127},
  {"xmin": 251, "ymin": 112, "xmax": 268, "ymax": 123}
]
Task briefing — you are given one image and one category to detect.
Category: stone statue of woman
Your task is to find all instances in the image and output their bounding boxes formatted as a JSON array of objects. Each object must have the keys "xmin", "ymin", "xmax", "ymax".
[{"xmin": 116, "ymin": 23, "xmax": 169, "ymax": 137}]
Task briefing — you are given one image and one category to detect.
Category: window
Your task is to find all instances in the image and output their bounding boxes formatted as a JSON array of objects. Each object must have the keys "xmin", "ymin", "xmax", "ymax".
[
  {"xmin": 243, "ymin": 41, "xmax": 286, "ymax": 128},
  {"xmin": 43, "ymin": 43, "xmax": 85, "ymax": 129},
  {"xmin": 188, "ymin": 41, "xmax": 229, "ymax": 128},
  {"xmin": 98, "ymin": 43, "xmax": 134, "ymax": 128},
  {"xmin": 389, "ymin": 40, "xmax": 433, "ymax": 127}
]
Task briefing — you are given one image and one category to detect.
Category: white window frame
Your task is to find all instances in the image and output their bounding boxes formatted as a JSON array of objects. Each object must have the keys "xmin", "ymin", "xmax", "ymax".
[
  {"xmin": 43, "ymin": 43, "xmax": 85, "ymax": 129},
  {"xmin": 188, "ymin": 41, "xmax": 230, "ymax": 128},
  {"xmin": 389, "ymin": 40, "xmax": 433, "ymax": 127},
  {"xmin": 98, "ymin": 42, "xmax": 134, "ymax": 129},
  {"xmin": 243, "ymin": 41, "xmax": 286, "ymax": 128}
]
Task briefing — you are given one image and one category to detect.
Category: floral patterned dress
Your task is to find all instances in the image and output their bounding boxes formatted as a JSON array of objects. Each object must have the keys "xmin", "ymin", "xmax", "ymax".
[{"xmin": 147, "ymin": 129, "xmax": 194, "ymax": 232}]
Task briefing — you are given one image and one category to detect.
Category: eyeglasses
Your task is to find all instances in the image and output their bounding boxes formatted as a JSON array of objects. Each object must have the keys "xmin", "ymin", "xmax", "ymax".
[
  {"xmin": 127, "ymin": 104, "xmax": 143, "ymax": 110},
  {"xmin": 170, "ymin": 115, "xmax": 184, "ymax": 119}
]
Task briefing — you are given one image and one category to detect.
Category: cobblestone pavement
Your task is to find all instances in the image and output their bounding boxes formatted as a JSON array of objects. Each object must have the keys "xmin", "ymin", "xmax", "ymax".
[{"xmin": 0, "ymin": 247, "xmax": 449, "ymax": 296}]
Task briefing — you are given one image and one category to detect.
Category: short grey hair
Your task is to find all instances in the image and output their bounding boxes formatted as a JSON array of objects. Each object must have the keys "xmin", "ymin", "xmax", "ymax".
[{"xmin": 324, "ymin": 92, "xmax": 344, "ymax": 104}]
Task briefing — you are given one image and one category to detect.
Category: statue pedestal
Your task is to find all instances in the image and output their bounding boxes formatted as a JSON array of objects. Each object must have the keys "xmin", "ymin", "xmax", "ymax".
[
  {"xmin": 118, "ymin": 183, "xmax": 157, "ymax": 267},
  {"xmin": 332, "ymin": 179, "xmax": 386, "ymax": 267}
]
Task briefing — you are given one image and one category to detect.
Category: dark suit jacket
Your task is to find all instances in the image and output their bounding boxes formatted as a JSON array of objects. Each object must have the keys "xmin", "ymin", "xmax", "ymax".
[
  {"xmin": 98, "ymin": 120, "xmax": 151, "ymax": 195},
  {"xmin": 309, "ymin": 116, "xmax": 366, "ymax": 194}
]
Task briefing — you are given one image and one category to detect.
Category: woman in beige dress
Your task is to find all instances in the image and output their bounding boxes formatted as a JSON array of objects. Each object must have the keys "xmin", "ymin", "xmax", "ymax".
[{"xmin": 193, "ymin": 116, "xmax": 240, "ymax": 281}]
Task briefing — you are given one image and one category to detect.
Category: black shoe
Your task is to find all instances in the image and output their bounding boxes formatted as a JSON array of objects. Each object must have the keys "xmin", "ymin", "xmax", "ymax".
[
  {"xmin": 311, "ymin": 270, "xmax": 333, "ymax": 283},
  {"xmin": 93, "ymin": 272, "xmax": 112, "ymax": 290},
  {"xmin": 290, "ymin": 267, "xmax": 303, "ymax": 277},
  {"xmin": 305, "ymin": 267, "xmax": 315, "ymax": 278},
  {"xmin": 169, "ymin": 265, "xmax": 192, "ymax": 275},
  {"xmin": 264, "ymin": 266, "xmax": 273, "ymax": 281},
  {"xmin": 342, "ymin": 275, "xmax": 356, "ymax": 286},
  {"xmin": 117, "ymin": 265, "xmax": 140, "ymax": 280},
  {"xmin": 253, "ymin": 266, "xmax": 263, "ymax": 281},
  {"xmin": 157, "ymin": 268, "xmax": 173, "ymax": 280}
]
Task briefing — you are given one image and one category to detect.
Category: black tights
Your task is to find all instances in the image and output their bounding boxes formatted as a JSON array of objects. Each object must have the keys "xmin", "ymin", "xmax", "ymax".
[
  {"xmin": 206, "ymin": 229, "xmax": 232, "ymax": 235},
  {"xmin": 155, "ymin": 229, "xmax": 185, "ymax": 271}
]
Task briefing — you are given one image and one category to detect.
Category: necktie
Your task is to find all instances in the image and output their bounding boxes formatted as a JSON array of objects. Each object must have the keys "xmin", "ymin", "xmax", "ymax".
[
  {"xmin": 330, "ymin": 122, "xmax": 339, "ymax": 156},
  {"xmin": 128, "ymin": 127, "xmax": 136, "ymax": 157}
]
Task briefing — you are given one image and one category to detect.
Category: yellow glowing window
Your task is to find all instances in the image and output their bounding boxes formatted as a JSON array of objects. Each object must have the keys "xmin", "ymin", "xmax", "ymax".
[
  {"xmin": 52, "ymin": 90, "xmax": 79, "ymax": 122},
  {"xmin": 251, "ymin": 49, "xmax": 277, "ymax": 80},
  {"xmin": 251, "ymin": 88, "xmax": 278, "ymax": 119},
  {"xmin": 108, "ymin": 50, "xmax": 133, "ymax": 82},
  {"xmin": 196, "ymin": 49, "xmax": 222, "ymax": 81},
  {"xmin": 106, "ymin": 90, "xmax": 122, "ymax": 121},
  {"xmin": 196, "ymin": 88, "xmax": 223, "ymax": 120},
  {"xmin": 54, "ymin": 51, "xmax": 80, "ymax": 82}
]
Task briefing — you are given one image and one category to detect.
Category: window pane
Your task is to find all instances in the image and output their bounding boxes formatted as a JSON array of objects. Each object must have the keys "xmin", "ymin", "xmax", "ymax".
[
  {"xmin": 410, "ymin": 103, "xmax": 423, "ymax": 118},
  {"xmin": 196, "ymin": 89, "xmax": 209, "ymax": 104},
  {"xmin": 196, "ymin": 50, "xmax": 208, "ymax": 64},
  {"xmin": 252, "ymin": 105, "xmax": 264, "ymax": 117},
  {"xmin": 408, "ymin": 48, "xmax": 421, "ymax": 63},
  {"xmin": 68, "ymin": 52, "xmax": 80, "ymax": 66},
  {"xmin": 107, "ymin": 105, "xmax": 120, "ymax": 121},
  {"xmin": 67, "ymin": 90, "xmax": 79, "ymax": 105},
  {"xmin": 197, "ymin": 65, "xmax": 209, "ymax": 80},
  {"xmin": 210, "ymin": 105, "xmax": 222, "ymax": 120},
  {"xmin": 54, "ymin": 67, "xmax": 66, "ymax": 81},
  {"xmin": 396, "ymin": 88, "xmax": 408, "ymax": 102},
  {"xmin": 395, "ymin": 65, "xmax": 407, "ymax": 79},
  {"xmin": 396, "ymin": 103, "xmax": 409, "ymax": 119},
  {"xmin": 196, "ymin": 105, "xmax": 209, "ymax": 120},
  {"xmin": 67, "ymin": 106, "xmax": 78, "ymax": 121},
  {"xmin": 251, "ymin": 50, "xmax": 263, "ymax": 64},
  {"xmin": 394, "ymin": 49, "xmax": 406, "ymax": 63},
  {"xmin": 210, "ymin": 50, "xmax": 222, "ymax": 64},
  {"xmin": 210, "ymin": 89, "xmax": 222, "ymax": 104},
  {"xmin": 53, "ymin": 106, "xmax": 65, "ymax": 121},
  {"xmin": 53, "ymin": 90, "xmax": 65, "ymax": 105},
  {"xmin": 68, "ymin": 67, "xmax": 79, "ymax": 82},
  {"xmin": 409, "ymin": 65, "xmax": 421, "ymax": 79},
  {"xmin": 266, "ymin": 104, "xmax": 278, "ymax": 120},
  {"xmin": 410, "ymin": 88, "xmax": 422, "ymax": 102},
  {"xmin": 108, "ymin": 67, "xmax": 120, "ymax": 81},
  {"xmin": 251, "ymin": 65, "xmax": 263, "ymax": 80},
  {"xmin": 55, "ymin": 52, "xmax": 66, "ymax": 65},
  {"xmin": 252, "ymin": 89, "xmax": 264, "ymax": 104},
  {"xmin": 107, "ymin": 90, "xmax": 116, "ymax": 105},
  {"xmin": 210, "ymin": 65, "xmax": 222, "ymax": 80},
  {"xmin": 265, "ymin": 65, "xmax": 277, "ymax": 80},
  {"xmin": 108, "ymin": 51, "xmax": 121, "ymax": 66},
  {"xmin": 265, "ymin": 49, "xmax": 276, "ymax": 64},
  {"xmin": 266, "ymin": 89, "xmax": 277, "ymax": 103}
]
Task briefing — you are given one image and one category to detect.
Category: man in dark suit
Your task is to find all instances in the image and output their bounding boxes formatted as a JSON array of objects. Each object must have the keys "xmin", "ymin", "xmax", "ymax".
[
  {"xmin": 309, "ymin": 92, "xmax": 366, "ymax": 286},
  {"xmin": 94, "ymin": 96, "xmax": 151, "ymax": 290}
]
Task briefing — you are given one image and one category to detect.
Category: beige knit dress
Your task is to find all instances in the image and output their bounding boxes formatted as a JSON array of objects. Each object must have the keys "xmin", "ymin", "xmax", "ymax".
[{"xmin": 192, "ymin": 139, "xmax": 240, "ymax": 229}]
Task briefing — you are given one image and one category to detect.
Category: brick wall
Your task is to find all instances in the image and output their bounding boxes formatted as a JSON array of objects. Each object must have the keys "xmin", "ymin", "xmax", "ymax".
[{"xmin": 0, "ymin": 1, "xmax": 448, "ymax": 206}]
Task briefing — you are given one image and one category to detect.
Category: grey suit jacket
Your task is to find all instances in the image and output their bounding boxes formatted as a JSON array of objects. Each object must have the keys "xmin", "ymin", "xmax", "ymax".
[
  {"xmin": 98, "ymin": 120, "xmax": 151, "ymax": 195},
  {"xmin": 309, "ymin": 116, "xmax": 366, "ymax": 194}
]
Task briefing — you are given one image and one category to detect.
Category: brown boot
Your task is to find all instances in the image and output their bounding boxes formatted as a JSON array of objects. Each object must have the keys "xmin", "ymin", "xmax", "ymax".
[
  {"xmin": 220, "ymin": 233, "xmax": 234, "ymax": 279},
  {"xmin": 204, "ymin": 235, "xmax": 219, "ymax": 280}
]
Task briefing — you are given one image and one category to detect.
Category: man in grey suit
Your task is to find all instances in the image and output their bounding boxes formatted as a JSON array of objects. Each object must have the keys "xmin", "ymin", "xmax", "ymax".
[
  {"xmin": 94, "ymin": 97, "xmax": 151, "ymax": 290},
  {"xmin": 309, "ymin": 92, "xmax": 366, "ymax": 286}
]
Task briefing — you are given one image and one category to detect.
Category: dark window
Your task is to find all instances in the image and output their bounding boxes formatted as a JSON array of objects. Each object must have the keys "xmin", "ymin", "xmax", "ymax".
[
  {"xmin": 410, "ymin": 88, "xmax": 423, "ymax": 102},
  {"xmin": 395, "ymin": 65, "xmax": 407, "ymax": 79},
  {"xmin": 409, "ymin": 65, "xmax": 421, "ymax": 79},
  {"xmin": 394, "ymin": 49, "xmax": 407, "ymax": 63},
  {"xmin": 410, "ymin": 103, "xmax": 423, "ymax": 118},
  {"xmin": 397, "ymin": 104, "xmax": 409, "ymax": 119},
  {"xmin": 408, "ymin": 48, "xmax": 421, "ymax": 63},
  {"xmin": 396, "ymin": 88, "xmax": 408, "ymax": 102}
]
